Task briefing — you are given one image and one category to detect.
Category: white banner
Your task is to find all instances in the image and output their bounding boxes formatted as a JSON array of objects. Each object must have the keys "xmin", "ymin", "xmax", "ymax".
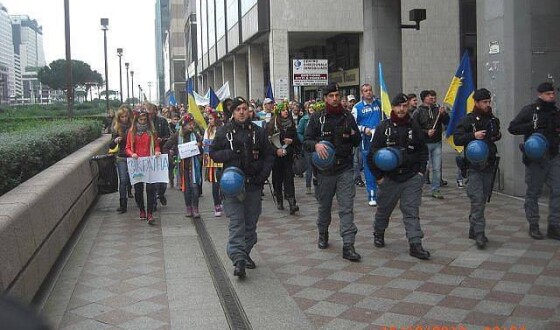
[
  {"xmin": 192, "ymin": 81, "xmax": 231, "ymax": 106},
  {"xmin": 293, "ymin": 59, "xmax": 328, "ymax": 86},
  {"xmin": 178, "ymin": 141, "xmax": 201, "ymax": 159},
  {"xmin": 127, "ymin": 155, "xmax": 170, "ymax": 185}
]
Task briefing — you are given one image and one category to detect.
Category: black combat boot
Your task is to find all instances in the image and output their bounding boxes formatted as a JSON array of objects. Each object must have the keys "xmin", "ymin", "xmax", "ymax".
[
  {"xmin": 529, "ymin": 224, "xmax": 544, "ymax": 240},
  {"xmin": 233, "ymin": 260, "xmax": 246, "ymax": 278},
  {"xmin": 318, "ymin": 231, "xmax": 329, "ymax": 249},
  {"xmin": 342, "ymin": 244, "xmax": 361, "ymax": 262},
  {"xmin": 116, "ymin": 198, "xmax": 127, "ymax": 213},
  {"xmin": 547, "ymin": 224, "xmax": 560, "ymax": 240},
  {"xmin": 409, "ymin": 243, "xmax": 431, "ymax": 260},
  {"xmin": 246, "ymin": 256, "xmax": 256, "ymax": 269},
  {"xmin": 475, "ymin": 233, "xmax": 487, "ymax": 249},
  {"xmin": 276, "ymin": 195, "xmax": 284, "ymax": 210},
  {"xmin": 373, "ymin": 232, "xmax": 385, "ymax": 248},
  {"xmin": 469, "ymin": 227, "xmax": 488, "ymax": 243},
  {"xmin": 287, "ymin": 198, "xmax": 299, "ymax": 215}
]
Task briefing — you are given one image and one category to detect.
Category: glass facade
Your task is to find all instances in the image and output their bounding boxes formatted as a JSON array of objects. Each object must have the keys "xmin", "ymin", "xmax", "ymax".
[
  {"xmin": 216, "ymin": 0, "xmax": 225, "ymax": 39},
  {"xmin": 241, "ymin": 0, "xmax": 257, "ymax": 16},
  {"xmin": 226, "ymin": 0, "xmax": 238, "ymax": 29},
  {"xmin": 207, "ymin": 0, "xmax": 215, "ymax": 48}
]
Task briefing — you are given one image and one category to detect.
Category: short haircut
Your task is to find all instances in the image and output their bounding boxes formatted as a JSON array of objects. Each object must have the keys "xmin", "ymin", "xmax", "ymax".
[
  {"xmin": 407, "ymin": 93, "xmax": 417, "ymax": 99},
  {"xmin": 420, "ymin": 90, "xmax": 436, "ymax": 101}
]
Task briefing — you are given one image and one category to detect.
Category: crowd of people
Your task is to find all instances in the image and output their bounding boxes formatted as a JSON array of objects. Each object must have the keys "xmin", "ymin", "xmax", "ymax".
[{"xmin": 107, "ymin": 81, "xmax": 560, "ymax": 278}]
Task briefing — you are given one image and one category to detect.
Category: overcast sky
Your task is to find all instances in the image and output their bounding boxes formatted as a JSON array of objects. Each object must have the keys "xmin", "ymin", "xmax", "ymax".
[{"xmin": 1, "ymin": 0, "xmax": 158, "ymax": 101}]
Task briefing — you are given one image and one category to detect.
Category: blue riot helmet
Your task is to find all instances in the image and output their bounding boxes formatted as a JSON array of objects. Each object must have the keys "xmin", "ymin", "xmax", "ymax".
[
  {"xmin": 524, "ymin": 133, "xmax": 549, "ymax": 161},
  {"xmin": 220, "ymin": 167, "xmax": 245, "ymax": 197},
  {"xmin": 312, "ymin": 141, "xmax": 335, "ymax": 170},
  {"xmin": 374, "ymin": 147, "xmax": 402, "ymax": 172},
  {"xmin": 465, "ymin": 140, "xmax": 489, "ymax": 165}
]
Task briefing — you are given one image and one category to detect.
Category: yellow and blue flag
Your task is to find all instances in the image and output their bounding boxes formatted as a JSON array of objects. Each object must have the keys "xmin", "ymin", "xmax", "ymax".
[
  {"xmin": 187, "ymin": 78, "xmax": 207, "ymax": 129},
  {"xmin": 378, "ymin": 62, "xmax": 392, "ymax": 118},
  {"xmin": 209, "ymin": 87, "xmax": 222, "ymax": 112},
  {"xmin": 444, "ymin": 52, "xmax": 475, "ymax": 153}
]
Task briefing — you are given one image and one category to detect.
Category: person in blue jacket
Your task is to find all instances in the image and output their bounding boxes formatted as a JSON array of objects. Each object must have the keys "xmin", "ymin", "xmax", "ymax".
[{"xmin": 352, "ymin": 83, "xmax": 383, "ymax": 206}]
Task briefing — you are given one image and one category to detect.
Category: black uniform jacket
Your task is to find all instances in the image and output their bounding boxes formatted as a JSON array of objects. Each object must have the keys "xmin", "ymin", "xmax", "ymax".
[
  {"xmin": 453, "ymin": 108, "xmax": 501, "ymax": 169},
  {"xmin": 368, "ymin": 115, "xmax": 428, "ymax": 183},
  {"xmin": 209, "ymin": 119, "xmax": 274, "ymax": 190}
]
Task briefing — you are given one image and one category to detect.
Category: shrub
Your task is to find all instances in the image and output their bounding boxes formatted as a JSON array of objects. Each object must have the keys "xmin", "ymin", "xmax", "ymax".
[{"xmin": 0, "ymin": 119, "xmax": 102, "ymax": 196}]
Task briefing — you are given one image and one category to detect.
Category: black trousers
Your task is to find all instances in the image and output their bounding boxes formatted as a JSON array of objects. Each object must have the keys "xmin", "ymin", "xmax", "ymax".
[
  {"xmin": 135, "ymin": 182, "xmax": 157, "ymax": 213},
  {"xmin": 272, "ymin": 156, "xmax": 295, "ymax": 198}
]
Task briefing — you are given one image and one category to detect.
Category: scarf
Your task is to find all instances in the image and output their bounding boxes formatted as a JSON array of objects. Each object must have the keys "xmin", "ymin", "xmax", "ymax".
[
  {"xmin": 178, "ymin": 129, "xmax": 201, "ymax": 188},
  {"xmin": 537, "ymin": 98, "xmax": 557, "ymax": 111},
  {"xmin": 390, "ymin": 112, "xmax": 411, "ymax": 126},
  {"xmin": 280, "ymin": 116, "xmax": 293, "ymax": 129},
  {"xmin": 473, "ymin": 106, "xmax": 493, "ymax": 117},
  {"xmin": 136, "ymin": 122, "xmax": 149, "ymax": 135},
  {"xmin": 120, "ymin": 123, "xmax": 130, "ymax": 137},
  {"xmin": 326, "ymin": 102, "xmax": 343, "ymax": 115}
]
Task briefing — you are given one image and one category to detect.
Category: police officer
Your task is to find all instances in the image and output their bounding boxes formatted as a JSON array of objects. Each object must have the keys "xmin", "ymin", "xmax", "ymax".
[
  {"xmin": 304, "ymin": 82, "xmax": 362, "ymax": 261},
  {"xmin": 368, "ymin": 93, "xmax": 431, "ymax": 260},
  {"xmin": 210, "ymin": 97, "xmax": 274, "ymax": 277},
  {"xmin": 508, "ymin": 82, "xmax": 560, "ymax": 240},
  {"xmin": 352, "ymin": 83, "xmax": 384, "ymax": 207},
  {"xmin": 453, "ymin": 88, "xmax": 501, "ymax": 249}
]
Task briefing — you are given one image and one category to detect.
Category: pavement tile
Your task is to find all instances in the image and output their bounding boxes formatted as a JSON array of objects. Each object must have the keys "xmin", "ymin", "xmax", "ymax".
[
  {"xmin": 520, "ymin": 294, "xmax": 560, "ymax": 309},
  {"xmin": 372, "ymin": 312, "xmax": 420, "ymax": 328},
  {"xmin": 325, "ymin": 292, "xmax": 365, "ymax": 306},
  {"xmin": 313, "ymin": 279, "xmax": 350, "ymax": 291},
  {"xmin": 389, "ymin": 302, "xmax": 432, "ymax": 317},
  {"xmin": 371, "ymin": 287, "xmax": 411, "ymax": 300},
  {"xmin": 463, "ymin": 311, "xmax": 508, "ymax": 327},
  {"xmin": 294, "ymin": 287, "xmax": 335, "ymax": 301},
  {"xmin": 448, "ymin": 287, "xmax": 488, "ymax": 300},
  {"xmin": 416, "ymin": 282, "xmax": 455, "ymax": 295},
  {"xmin": 484, "ymin": 291, "xmax": 525, "ymax": 304},
  {"xmin": 69, "ymin": 303, "xmax": 114, "ymax": 318},
  {"xmin": 320, "ymin": 318, "xmax": 368, "ymax": 330},
  {"xmin": 512, "ymin": 305, "xmax": 556, "ymax": 320},
  {"xmin": 118, "ymin": 316, "xmax": 167, "ymax": 330},
  {"xmin": 424, "ymin": 306, "xmax": 469, "ymax": 323},
  {"xmin": 306, "ymin": 301, "xmax": 350, "ymax": 317},
  {"xmin": 438, "ymin": 296, "xmax": 479, "ymax": 310},
  {"xmin": 403, "ymin": 292, "xmax": 446, "ymax": 306},
  {"xmin": 355, "ymin": 297, "xmax": 398, "ymax": 312},
  {"xmin": 474, "ymin": 300, "xmax": 516, "ymax": 316}
]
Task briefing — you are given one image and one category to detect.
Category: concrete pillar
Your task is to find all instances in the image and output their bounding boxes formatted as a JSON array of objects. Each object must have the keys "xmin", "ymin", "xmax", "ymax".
[
  {"xmin": 222, "ymin": 60, "xmax": 235, "ymax": 97},
  {"xmin": 214, "ymin": 66, "xmax": 223, "ymax": 88},
  {"xmin": 248, "ymin": 44, "xmax": 265, "ymax": 102},
  {"xmin": 361, "ymin": 0, "xmax": 402, "ymax": 95},
  {"xmin": 268, "ymin": 29, "xmax": 290, "ymax": 100},
  {"xmin": 206, "ymin": 69, "xmax": 215, "ymax": 92},
  {"xmin": 233, "ymin": 53, "xmax": 248, "ymax": 98},
  {"xmin": 197, "ymin": 75, "xmax": 204, "ymax": 93},
  {"xmin": 477, "ymin": 0, "xmax": 535, "ymax": 196}
]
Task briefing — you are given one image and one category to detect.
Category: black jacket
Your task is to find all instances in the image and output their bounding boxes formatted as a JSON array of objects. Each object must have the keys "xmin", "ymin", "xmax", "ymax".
[
  {"xmin": 152, "ymin": 115, "xmax": 171, "ymax": 151},
  {"xmin": 304, "ymin": 110, "xmax": 360, "ymax": 175},
  {"xmin": 368, "ymin": 116, "xmax": 428, "ymax": 183},
  {"xmin": 413, "ymin": 104, "xmax": 450, "ymax": 143},
  {"xmin": 209, "ymin": 119, "xmax": 274, "ymax": 190},
  {"xmin": 109, "ymin": 125, "xmax": 130, "ymax": 158},
  {"xmin": 453, "ymin": 108, "xmax": 501, "ymax": 169},
  {"xmin": 266, "ymin": 116, "xmax": 299, "ymax": 158},
  {"xmin": 508, "ymin": 98, "xmax": 560, "ymax": 160}
]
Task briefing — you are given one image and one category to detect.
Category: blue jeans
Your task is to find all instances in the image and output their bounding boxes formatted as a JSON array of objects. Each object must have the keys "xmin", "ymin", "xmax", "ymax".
[
  {"xmin": 116, "ymin": 158, "xmax": 130, "ymax": 200},
  {"xmin": 427, "ymin": 142, "xmax": 442, "ymax": 192}
]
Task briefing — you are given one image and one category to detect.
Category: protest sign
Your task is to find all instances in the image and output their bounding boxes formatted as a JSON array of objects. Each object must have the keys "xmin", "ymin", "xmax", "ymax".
[
  {"xmin": 127, "ymin": 155, "xmax": 169, "ymax": 185},
  {"xmin": 178, "ymin": 141, "xmax": 200, "ymax": 159}
]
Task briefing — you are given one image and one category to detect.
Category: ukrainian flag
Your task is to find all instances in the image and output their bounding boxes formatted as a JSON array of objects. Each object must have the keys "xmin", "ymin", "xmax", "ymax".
[
  {"xmin": 209, "ymin": 87, "xmax": 222, "ymax": 112},
  {"xmin": 444, "ymin": 52, "xmax": 475, "ymax": 153},
  {"xmin": 187, "ymin": 78, "xmax": 207, "ymax": 129},
  {"xmin": 378, "ymin": 62, "xmax": 392, "ymax": 118}
]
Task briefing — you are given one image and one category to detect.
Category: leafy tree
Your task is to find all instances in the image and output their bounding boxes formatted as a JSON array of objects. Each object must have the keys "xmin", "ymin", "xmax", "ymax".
[{"xmin": 37, "ymin": 59, "xmax": 104, "ymax": 92}]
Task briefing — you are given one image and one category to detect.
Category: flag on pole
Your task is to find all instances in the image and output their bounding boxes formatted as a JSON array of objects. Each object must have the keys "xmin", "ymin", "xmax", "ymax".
[
  {"xmin": 265, "ymin": 81, "xmax": 274, "ymax": 101},
  {"xmin": 444, "ymin": 52, "xmax": 475, "ymax": 153},
  {"xmin": 378, "ymin": 63, "xmax": 392, "ymax": 118},
  {"xmin": 186, "ymin": 78, "xmax": 207, "ymax": 130}
]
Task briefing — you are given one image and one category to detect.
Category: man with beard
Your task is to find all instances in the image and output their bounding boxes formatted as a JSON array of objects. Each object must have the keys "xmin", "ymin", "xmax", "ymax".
[
  {"xmin": 368, "ymin": 93, "xmax": 431, "ymax": 259},
  {"xmin": 509, "ymin": 82, "xmax": 560, "ymax": 241},
  {"xmin": 304, "ymin": 83, "xmax": 362, "ymax": 261},
  {"xmin": 453, "ymin": 88, "xmax": 501, "ymax": 249}
]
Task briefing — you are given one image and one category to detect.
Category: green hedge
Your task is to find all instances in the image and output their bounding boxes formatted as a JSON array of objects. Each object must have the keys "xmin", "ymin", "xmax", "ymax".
[{"xmin": 0, "ymin": 120, "xmax": 102, "ymax": 196}]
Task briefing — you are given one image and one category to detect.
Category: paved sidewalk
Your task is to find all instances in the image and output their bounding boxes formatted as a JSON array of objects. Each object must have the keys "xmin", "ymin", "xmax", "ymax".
[{"xmin": 40, "ymin": 147, "xmax": 560, "ymax": 329}]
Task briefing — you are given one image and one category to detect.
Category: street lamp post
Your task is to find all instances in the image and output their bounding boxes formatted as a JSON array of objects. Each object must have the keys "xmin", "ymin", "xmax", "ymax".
[
  {"xmin": 138, "ymin": 84, "xmax": 142, "ymax": 103},
  {"xmin": 117, "ymin": 48, "xmax": 123, "ymax": 103},
  {"xmin": 101, "ymin": 18, "xmax": 109, "ymax": 114},
  {"xmin": 125, "ymin": 62, "xmax": 130, "ymax": 103},
  {"xmin": 130, "ymin": 70, "xmax": 135, "ymax": 106},
  {"xmin": 64, "ymin": 0, "xmax": 73, "ymax": 118},
  {"xmin": 147, "ymin": 81, "xmax": 152, "ymax": 102}
]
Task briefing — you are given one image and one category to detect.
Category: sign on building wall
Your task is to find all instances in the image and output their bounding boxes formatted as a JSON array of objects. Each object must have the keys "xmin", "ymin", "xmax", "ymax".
[
  {"xmin": 275, "ymin": 78, "xmax": 290, "ymax": 100},
  {"xmin": 293, "ymin": 59, "xmax": 328, "ymax": 86}
]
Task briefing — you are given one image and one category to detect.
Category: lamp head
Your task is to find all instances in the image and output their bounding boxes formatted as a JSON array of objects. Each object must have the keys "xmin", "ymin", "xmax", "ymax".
[
  {"xmin": 117, "ymin": 48, "xmax": 123, "ymax": 56},
  {"xmin": 100, "ymin": 18, "xmax": 109, "ymax": 30}
]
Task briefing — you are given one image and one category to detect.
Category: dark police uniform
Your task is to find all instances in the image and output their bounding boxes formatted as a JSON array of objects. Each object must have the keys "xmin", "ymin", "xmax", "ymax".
[
  {"xmin": 210, "ymin": 112, "xmax": 274, "ymax": 274},
  {"xmin": 453, "ymin": 90, "xmax": 501, "ymax": 248},
  {"xmin": 368, "ymin": 93, "xmax": 430, "ymax": 259},
  {"xmin": 304, "ymin": 85, "xmax": 361, "ymax": 261},
  {"xmin": 508, "ymin": 82, "xmax": 560, "ymax": 240}
]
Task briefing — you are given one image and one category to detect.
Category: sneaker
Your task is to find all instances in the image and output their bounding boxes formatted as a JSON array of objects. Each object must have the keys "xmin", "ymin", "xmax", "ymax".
[
  {"xmin": 139, "ymin": 210, "xmax": 146, "ymax": 219},
  {"xmin": 306, "ymin": 187, "xmax": 312, "ymax": 195},
  {"xmin": 441, "ymin": 180, "xmax": 448, "ymax": 186},
  {"xmin": 214, "ymin": 205, "xmax": 222, "ymax": 217},
  {"xmin": 192, "ymin": 207, "xmax": 201, "ymax": 219},
  {"xmin": 185, "ymin": 207, "xmax": 193, "ymax": 218},
  {"xmin": 457, "ymin": 179, "xmax": 464, "ymax": 188},
  {"xmin": 147, "ymin": 213, "xmax": 155, "ymax": 225},
  {"xmin": 368, "ymin": 200, "xmax": 377, "ymax": 207},
  {"xmin": 159, "ymin": 195, "xmax": 167, "ymax": 206},
  {"xmin": 431, "ymin": 190, "xmax": 444, "ymax": 199}
]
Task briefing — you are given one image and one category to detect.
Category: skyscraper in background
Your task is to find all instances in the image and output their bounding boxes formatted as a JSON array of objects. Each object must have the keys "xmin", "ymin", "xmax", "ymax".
[{"xmin": 0, "ymin": 3, "xmax": 14, "ymax": 104}]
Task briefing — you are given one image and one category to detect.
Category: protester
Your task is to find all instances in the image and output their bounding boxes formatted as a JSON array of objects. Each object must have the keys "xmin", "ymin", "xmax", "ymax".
[
  {"xmin": 109, "ymin": 105, "xmax": 132, "ymax": 213},
  {"xmin": 126, "ymin": 107, "xmax": 161, "ymax": 224},
  {"xmin": 203, "ymin": 110, "xmax": 224, "ymax": 217}
]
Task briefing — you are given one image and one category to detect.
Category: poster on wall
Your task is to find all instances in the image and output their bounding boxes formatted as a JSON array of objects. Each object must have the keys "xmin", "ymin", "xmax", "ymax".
[
  {"xmin": 127, "ymin": 155, "xmax": 170, "ymax": 185},
  {"xmin": 275, "ymin": 78, "xmax": 290, "ymax": 100},
  {"xmin": 293, "ymin": 59, "xmax": 328, "ymax": 86}
]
